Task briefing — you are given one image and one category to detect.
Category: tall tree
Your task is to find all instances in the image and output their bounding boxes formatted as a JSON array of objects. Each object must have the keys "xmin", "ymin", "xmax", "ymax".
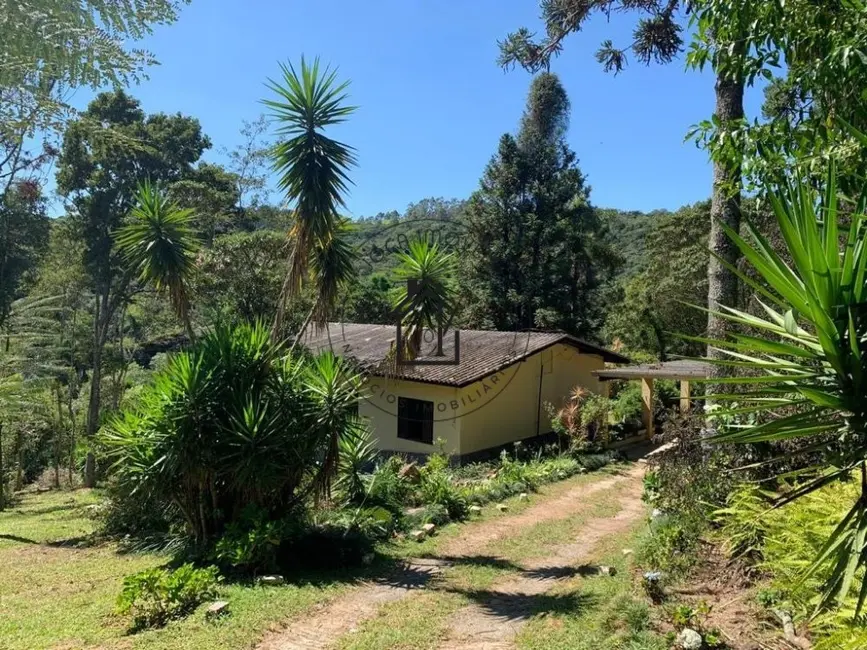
[
  {"xmin": 500, "ymin": 0, "xmax": 746, "ymax": 378},
  {"xmin": 264, "ymin": 57, "xmax": 358, "ymax": 337},
  {"xmin": 56, "ymin": 90, "xmax": 209, "ymax": 486},
  {"xmin": 463, "ymin": 72, "xmax": 615, "ymax": 337}
]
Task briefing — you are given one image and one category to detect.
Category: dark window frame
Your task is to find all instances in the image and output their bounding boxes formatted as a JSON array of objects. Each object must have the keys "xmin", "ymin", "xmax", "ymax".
[{"xmin": 397, "ymin": 396, "xmax": 434, "ymax": 444}]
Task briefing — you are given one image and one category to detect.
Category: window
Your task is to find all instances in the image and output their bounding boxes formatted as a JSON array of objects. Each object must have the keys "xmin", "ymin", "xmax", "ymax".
[{"xmin": 397, "ymin": 397, "xmax": 434, "ymax": 444}]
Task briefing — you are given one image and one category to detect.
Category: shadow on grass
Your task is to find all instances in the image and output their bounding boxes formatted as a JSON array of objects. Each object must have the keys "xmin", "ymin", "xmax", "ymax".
[{"xmin": 448, "ymin": 586, "xmax": 598, "ymax": 622}]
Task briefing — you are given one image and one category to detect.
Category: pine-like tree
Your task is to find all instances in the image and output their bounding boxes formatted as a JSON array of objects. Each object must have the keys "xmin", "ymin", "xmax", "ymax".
[{"xmin": 462, "ymin": 73, "xmax": 616, "ymax": 338}]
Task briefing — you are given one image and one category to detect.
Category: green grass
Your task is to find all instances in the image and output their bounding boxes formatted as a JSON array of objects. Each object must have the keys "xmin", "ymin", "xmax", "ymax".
[
  {"xmin": 0, "ymin": 464, "xmax": 639, "ymax": 650},
  {"xmin": 517, "ymin": 528, "xmax": 669, "ymax": 650},
  {"xmin": 0, "ymin": 489, "xmax": 354, "ymax": 650}
]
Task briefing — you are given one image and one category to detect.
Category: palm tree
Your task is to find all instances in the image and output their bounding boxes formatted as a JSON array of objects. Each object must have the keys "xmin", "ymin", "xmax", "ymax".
[
  {"xmin": 264, "ymin": 57, "xmax": 357, "ymax": 337},
  {"xmin": 393, "ymin": 237, "xmax": 456, "ymax": 359},
  {"xmin": 698, "ymin": 159, "xmax": 867, "ymax": 614},
  {"xmin": 115, "ymin": 181, "xmax": 200, "ymax": 341}
]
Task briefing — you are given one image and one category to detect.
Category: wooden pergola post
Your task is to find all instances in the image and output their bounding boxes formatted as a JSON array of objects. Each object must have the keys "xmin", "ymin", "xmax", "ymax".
[
  {"xmin": 641, "ymin": 377, "xmax": 654, "ymax": 439},
  {"xmin": 680, "ymin": 380, "xmax": 691, "ymax": 413}
]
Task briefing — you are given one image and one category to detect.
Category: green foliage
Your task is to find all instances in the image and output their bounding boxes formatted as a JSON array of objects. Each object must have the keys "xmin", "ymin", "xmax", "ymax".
[
  {"xmin": 638, "ymin": 513, "xmax": 703, "ymax": 579},
  {"xmin": 336, "ymin": 422, "xmax": 378, "ymax": 505},
  {"xmin": 462, "ymin": 72, "xmax": 618, "ymax": 337},
  {"xmin": 701, "ymin": 161, "xmax": 867, "ymax": 613},
  {"xmin": 419, "ymin": 452, "xmax": 467, "ymax": 520},
  {"xmin": 264, "ymin": 57, "xmax": 358, "ymax": 331},
  {"xmin": 213, "ymin": 507, "xmax": 297, "ymax": 573},
  {"xmin": 101, "ymin": 322, "xmax": 364, "ymax": 546},
  {"xmin": 116, "ymin": 563, "xmax": 219, "ymax": 630},
  {"xmin": 115, "ymin": 182, "xmax": 200, "ymax": 335}
]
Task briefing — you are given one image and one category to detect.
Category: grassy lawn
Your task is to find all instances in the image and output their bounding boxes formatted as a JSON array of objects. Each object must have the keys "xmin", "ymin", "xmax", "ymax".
[
  {"xmin": 0, "ymin": 490, "xmax": 354, "ymax": 650},
  {"xmin": 0, "ymin": 464, "xmax": 652, "ymax": 650}
]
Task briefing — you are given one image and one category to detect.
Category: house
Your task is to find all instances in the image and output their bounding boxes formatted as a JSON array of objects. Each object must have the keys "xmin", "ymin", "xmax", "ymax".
[{"xmin": 301, "ymin": 323, "xmax": 629, "ymax": 462}]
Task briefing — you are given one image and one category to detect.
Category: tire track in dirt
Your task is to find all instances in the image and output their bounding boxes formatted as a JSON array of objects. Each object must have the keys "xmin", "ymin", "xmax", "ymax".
[
  {"xmin": 254, "ymin": 466, "xmax": 641, "ymax": 650},
  {"xmin": 436, "ymin": 471, "xmax": 646, "ymax": 650}
]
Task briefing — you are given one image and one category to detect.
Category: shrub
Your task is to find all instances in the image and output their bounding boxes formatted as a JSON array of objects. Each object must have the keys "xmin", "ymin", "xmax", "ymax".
[
  {"xmin": 117, "ymin": 563, "xmax": 219, "ymax": 630},
  {"xmin": 212, "ymin": 506, "xmax": 302, "ymax": 573},
  {"xmin": 101, "ymin": 323, "xmax": 364, "ymax": 547},
  {"xmin": 366, "ymin": 455, "xmax": 415, "ymax": 515},
  {"xmin": 638, "ymin": 512, "xmax": 703, "ymax": 578}
]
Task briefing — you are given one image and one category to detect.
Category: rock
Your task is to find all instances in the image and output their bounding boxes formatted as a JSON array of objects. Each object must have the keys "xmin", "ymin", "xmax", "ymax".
[
  {"xmin": 258, "ymin": 575, "xmax": 284, "ymax": 586},
  {"xmin": 468, "ymin": 505, "xmax": 483, "ymax": 515},
  {"xmin": 676, "ymin": 628, "xmax": 703, "ymax": 650},
  {"xmin": 421, "ymin": 523, "xmax": 436, "ymax": 535},
  {"xmin": 622, "ymin": 549, "xmax": 634, "ymax": 556},
  {"xmin": 398, "ymin": 463, "xmax": 421, "ymax": 484},
  {"xmin": 206, "ymin": 600, "xmax": 230, "ymax": 619},
  {"xmin": 597, "ymin": 565, "xmax": 617, "ymax": 576},
  {"xmin": 496, "ymin": 503, "xmax": 508, "ymax": 512},
  {"xmin": 651, "ymin": 508, "xmax": 664, "ymax": 519},
  {"xmin": 410, "ymin": 529, "xmax": 426, "ymax": 542},
  {"xmin": 519, "ymin": 492, "xmax": 529, "ymax": 501}
]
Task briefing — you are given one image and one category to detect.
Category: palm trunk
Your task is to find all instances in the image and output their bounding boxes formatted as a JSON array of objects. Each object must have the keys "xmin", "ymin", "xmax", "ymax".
[{"xmin": 705, "ymin": 69, "xmax": 745, "ymax": 400}]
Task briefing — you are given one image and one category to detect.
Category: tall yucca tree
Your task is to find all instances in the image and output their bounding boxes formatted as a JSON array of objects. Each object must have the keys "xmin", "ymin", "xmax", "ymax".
[
  {"xmin": 264, "ymin": 57, "xmax": 358, "ymax": 336},
  {"xmin": 393, "ymin": 237, "xmax": 457, "ymax": 359},
  {"xmin": 115, "ymin": 181, "xmax": 200, "ymax": 340},
  {"xmin": 696, "ymin": 159, "xmax": 867, "ymax": 614}
]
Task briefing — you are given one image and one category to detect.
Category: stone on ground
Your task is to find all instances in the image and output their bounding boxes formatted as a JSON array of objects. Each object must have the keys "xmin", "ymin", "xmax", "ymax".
[
  {"xmin": 421, "ymin": 522, "xmax": 436, "ymax": 535},
  {"xmin": 398, "ymin": 462, "xmax": 421, "ymax": 483},
  {"xmin": 519, "ymin": 492, "xmax": 529, "ymax": 501},
  {"xmin": 206, "ymin": 600, "xmax": 230, "ymax": 619},
  {"xmin": 496, "ymin": 503, "xmax": 508, "ymax": 512},
  {"xmin": 677, "ymin": 628, "xmax": 703, "ymax": 650},
  {"xmin": 468, "ymin": 505, "xmax": 483, "ymax": 515},
  {"xmin": 258, "ymin": 575, "xmax": 284, "ymax": 586},
  {"xmin": 410, "ymin": 529, "xmax": 426, "ymax": 542}
]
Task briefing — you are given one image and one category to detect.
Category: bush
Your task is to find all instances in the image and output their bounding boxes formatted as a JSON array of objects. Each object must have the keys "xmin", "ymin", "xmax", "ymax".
[
  {"xmin": 117, "ymin": 563, "xmax": 219, "ymax": 630},
  {"xmin": 213, "ymin": 506, "xmax": 302, "ymax": 573},
  {"xmin": 637, "ymin": 512, "xmax": 703, "ymax": 578},
  {"xmin": 420, "ymin": 454, "xmax": 467, "ymax": 520},
  {"xmin": 101, "ymin": 323, "xmax": 364, "ymax": 547}
]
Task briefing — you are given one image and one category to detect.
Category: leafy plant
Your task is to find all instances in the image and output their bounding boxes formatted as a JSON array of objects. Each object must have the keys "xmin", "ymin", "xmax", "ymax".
[
  {"xmin": 116, "ymin": 563, "xmax": 219, "ymax": 630},
  {"xmin": 696, "ymin": 158, "xmax": 867, "ymax": 613}
]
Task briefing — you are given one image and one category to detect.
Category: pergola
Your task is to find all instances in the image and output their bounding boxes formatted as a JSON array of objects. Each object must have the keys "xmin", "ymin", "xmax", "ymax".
[{"xmin": 592, "ymin": 360, "xmax": 711, "ymax": 438}]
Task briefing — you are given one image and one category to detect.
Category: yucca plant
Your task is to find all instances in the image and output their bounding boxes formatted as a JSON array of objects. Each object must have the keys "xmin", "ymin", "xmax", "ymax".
[
  {"xmin": 392, "ymin": 237, "xmax": 457, "ymax": 359},
  {"xmin": 697, "ymin": 159, "xmax": 867, "ymax": 614},
  {"xmin": 264, "ymin": 57, "xmax": 357, "ymax": 336},
  {"xmin": 115, "ymin": 181, "xmax": 200, "ymax": 340}
]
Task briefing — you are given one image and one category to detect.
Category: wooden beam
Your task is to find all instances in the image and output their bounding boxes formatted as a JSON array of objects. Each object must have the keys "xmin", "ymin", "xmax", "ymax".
[
  {"xmin": 641, "ymin": 377, "xmax": 654, "ymax": 439},
  {"xmin": 680, "ymin": 380, "xmax": 691, "ymax": 413}
]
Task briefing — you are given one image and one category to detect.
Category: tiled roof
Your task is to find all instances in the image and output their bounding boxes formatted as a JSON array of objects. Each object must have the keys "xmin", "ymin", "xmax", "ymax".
[
  {"xmin": 300, "ymin": 323, "xmax": 629, "ymax": 387},
  {"xmin": 593, "ymin": 359, "xmax": 711, "ymax": 381}
]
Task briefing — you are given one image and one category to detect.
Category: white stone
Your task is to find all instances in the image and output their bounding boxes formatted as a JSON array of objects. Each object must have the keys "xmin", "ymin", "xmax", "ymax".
[
  {"xmin": 677, "ymin": 628, "xmax": 703, "ymax": 650},
  {"xmin": 410, "ymin": 529, "xmax": 426, "ymax": 542},
  {"xmin": 496, "ymin": 503, "xmax": 508, "ymax": 512},
  {"xmin": 469, "ymin": 505, "xmax": 483, "ymax": 515},
  {"xmin": 421, "ymin": 523, "xmax": 436, "ymax": 535},
  {"xmin": 519, "ymin": 493, "xmax": 529, "ymax": 501},
  {"xmin": 258, "ymin": 575, "xmax": 284, "ymax": 586},
  {"xmin": 598, "ymin": 565, "xmax": 617, "ymax": 576},
  {"xmin": 622, "ymin": 549, "xmax": 634, "ymax": 556},
  {"xmin": 651, "ymin": 508, "xmax": 664, "ymax": 519},
  {"xmin": 206, "ymin": 600, "xmax": 229, "ymax": 618}
]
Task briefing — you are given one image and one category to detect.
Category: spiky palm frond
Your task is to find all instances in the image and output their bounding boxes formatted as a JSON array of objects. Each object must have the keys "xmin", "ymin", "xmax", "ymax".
[
  {"xmin": 697, "ymin": 159, "xmax": 867, "ymax": 615},
  {"xmin": 264, "ymin": 57, "xmax": 357, "ymax": 332},
  {"xmin": 310, "ymin": 217, "xmax": 358, "ymax": 328},
  {"xmin": 115, "ymin": 181, "xmax": 200, "ymax": 335},
  {"xmin": 393, "ymin": 237, "xmax": 456, "ymax": 358}
]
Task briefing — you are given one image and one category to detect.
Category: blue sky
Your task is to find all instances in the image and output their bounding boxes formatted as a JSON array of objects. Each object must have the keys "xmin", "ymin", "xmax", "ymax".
[{"xmin": 61, "ymin": 0, "xmax": 766, "ymax": 216}]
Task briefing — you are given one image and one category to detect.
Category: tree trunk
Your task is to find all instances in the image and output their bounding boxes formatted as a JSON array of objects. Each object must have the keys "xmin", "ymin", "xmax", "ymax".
[
  {"xmin": 54, "ymin": 385, "xmax": 63, "ymax": 489},
  {"xmin": 84, "ymin": 298, "xmax": 105, "ymax": 488},
  {"xmin": 0, "ymin": 422, "xmax": 5, "ymax": 510},
  {"xmin": 706, "ymin": 71, "xmax": 745, "ymax": 391}
]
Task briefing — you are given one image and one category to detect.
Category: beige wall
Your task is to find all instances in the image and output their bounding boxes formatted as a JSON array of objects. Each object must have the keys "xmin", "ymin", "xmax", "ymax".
[
  {"xmin": 360, "ymin": 345, "xmax": 606, "ymax": 458},
  {"xmin": 457, "ymin": 344, "xmax": 605, "ymax": 455},
  {"xmin": 360, "ymin": 376, "xmax": 462, "ymax": 456}
]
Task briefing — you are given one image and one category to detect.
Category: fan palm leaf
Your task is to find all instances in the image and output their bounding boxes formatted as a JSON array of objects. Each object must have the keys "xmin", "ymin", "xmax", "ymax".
[
  {"xmin": 392, "ymin": 237, "xmax": 457, "ymax": 359},
  {"xmin": 695, "ymin": 158, "xmax": 867, "ymax": 615},
  {"xmin": 115, "ymin": 181, "xmax": 200, "ymax": 339},
  {"xmin": 264, "ymin": 57, "xmax": 357, "ymax": 335}
]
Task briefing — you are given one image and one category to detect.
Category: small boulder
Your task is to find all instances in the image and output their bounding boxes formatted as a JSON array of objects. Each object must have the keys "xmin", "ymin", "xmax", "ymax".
[
  {"xmin": 518, "ymin": 493, "xmax": 529, "ymax": 501},
  {"xmin": 621, "ymin": 549, "xmax": 634, "ymax": 556},
  {"xmin": 399, "ymin": 463, "xmax": 422, "ymax": 484},
  {"xmin": 468, "ymin": 505, "xmax": 483, "ymax": 515},
  {"xmin": 410, "ymin": 529, "xmax": 426, "ymax": 542},
  {"xmin": 206, "ymin": 600, "xmax": 230, "ymax": 619},
  {"xmin": 676, "ymin": 628, "xmax": 703, "ymax": 650},
  {"xmin": 258, "ymin": 575, "xmax": 284, "ymax": 586},
  {"xmin": 421, "ymin": 523, "xmax": 436, "ymax": 535},
  {"xmin": 496, "ymin": 503, "xmax": 508, "ymax": 512},
  {"xmin": 597, "ymin": 565, "xmax": 617, "ymax": 576}
]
